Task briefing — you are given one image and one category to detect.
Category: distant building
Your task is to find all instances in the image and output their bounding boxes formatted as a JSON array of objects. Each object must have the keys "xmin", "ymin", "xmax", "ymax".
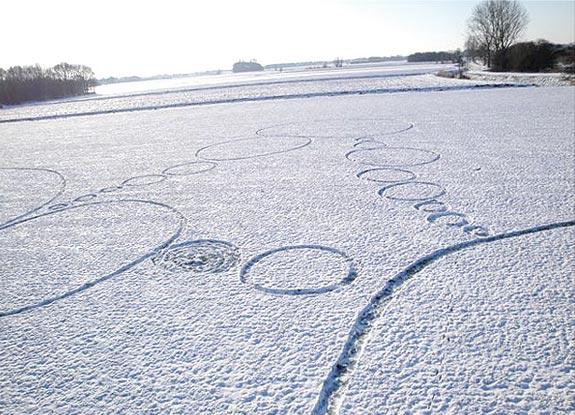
[{"xmin": 232, "ymin": 60, "xmax": 264, "ymax": 73}]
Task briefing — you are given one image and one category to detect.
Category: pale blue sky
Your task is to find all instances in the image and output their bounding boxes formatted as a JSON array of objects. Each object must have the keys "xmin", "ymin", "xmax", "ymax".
[{"xmin": 3, "ymin": 1, "xmax": 574, "ymax": 77}]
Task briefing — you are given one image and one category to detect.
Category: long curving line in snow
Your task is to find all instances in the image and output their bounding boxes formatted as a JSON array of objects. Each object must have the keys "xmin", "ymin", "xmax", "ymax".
[
  {"xmin": 0, "ymin": 199, "xmax": 187, "ymax": 318},
  {"xmin": 311, "ymin": 219, "xmax": 575, "ymax": 415},
  {"xmin": 0, "ymin": 167, "xmax": 67, "ymax": 230}
]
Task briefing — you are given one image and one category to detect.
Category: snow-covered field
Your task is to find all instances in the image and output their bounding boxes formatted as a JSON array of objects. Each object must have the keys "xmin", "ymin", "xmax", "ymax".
[
  {"xmin": 466, "ymin": 70, "xmax": 574, "ymax": 87},
  {"xmin": 0, "ymin": 63, "xmax": 529, "ymax": 124},
  {"xmin": 1, "ymin": 63, "xmax": 574, "ymax": 414}
]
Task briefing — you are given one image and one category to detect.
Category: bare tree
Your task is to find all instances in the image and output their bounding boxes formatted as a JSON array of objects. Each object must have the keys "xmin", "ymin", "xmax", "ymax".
[
  {"xmin": 464, "ymin": 34, "xmax": 483, "ymax": 63},
  {"xmin": 467, "ymin": 4, "xmax": 494, "ymax": 66},
  {"xmin": 466, "ymin": 0, "xmax": 528, "ymax": 69}
]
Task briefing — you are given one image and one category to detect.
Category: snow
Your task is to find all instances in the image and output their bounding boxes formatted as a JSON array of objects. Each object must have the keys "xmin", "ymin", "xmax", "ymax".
[
  {"xmin": 466, "ymin": 70, "xmax": 574, "ymax": 87},
  {"xmin": 340, "ymin": 228, "xmax": 574, "ymax": 414},
  {"xmin": 0, "ymin": 63, "xmax": 532, "ymax": 124},
  {"xmin": 94, "ymin": 61, "xmax": 450, "ymax": 96},
  {"xmin": 0, "ymin": 62, "xmax": 574, "ymax": 414}
]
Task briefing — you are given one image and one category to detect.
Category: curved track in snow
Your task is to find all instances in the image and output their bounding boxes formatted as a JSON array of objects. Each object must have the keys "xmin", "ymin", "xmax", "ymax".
[{"xmin": 311, "ymin": 219, "xmax": 575, "ymax": 415}]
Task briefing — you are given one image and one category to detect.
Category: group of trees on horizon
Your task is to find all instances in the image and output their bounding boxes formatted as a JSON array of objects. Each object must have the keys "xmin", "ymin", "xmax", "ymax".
[
  {"xmin": 409, "ymin": 1, "xmax": 573, "ymax": 73},
  {"xmin": 0, "ymin": 63, "xmax": 97, "ymax": 106},
  {"xmin": 493, "ymin": 40, "xmax": 574, "ymax": 72},
  {"xmin": 232, "ymin": 60, "xmax": 264, "ymax": 73},
  {"xmin": 464, "ymin": 0, "xmax": 574, "ymax": 72},
  {"xmin": 407, "ymin": 51, "xmax": 461, "ymax": 64}
]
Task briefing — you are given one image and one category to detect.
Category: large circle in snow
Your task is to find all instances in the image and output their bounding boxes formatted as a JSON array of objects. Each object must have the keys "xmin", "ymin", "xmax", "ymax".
[
  {"xmin": 379, "ymin": 181, "xmax": 446, "ymax": 201},
  {"xmin": 356, "ymin": 167, "xmax": 417, "ymax": 184},
  {"xmin": 346, "ymin": 146, "xmax": 440, "ymax": 167},
  {"xmin": 256, "ymin": 119, "xmax": 414, "ymax": 139},
  {"xmin": 162, "ymin": 161, "xmax": 217, "ymax": 176},
  {"xmin": 121, "ymin": 174, "xmax": 168, "ymax": 187},
  {"xmin": 0, "ymin": 200, "xmax": 184, "ymax": 316},
  {"xmin": 240, "ymin": 245, "xmax": 357, "ymax": 295},
  {"xmin": 196, "ymin": 136, "xmax": 312, "ymax": 161}
]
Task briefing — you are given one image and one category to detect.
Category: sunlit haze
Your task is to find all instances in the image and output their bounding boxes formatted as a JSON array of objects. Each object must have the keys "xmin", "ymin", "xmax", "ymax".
[{"xmin": 3, "ymin": 0, "xmax": 574, "ymax": 78}]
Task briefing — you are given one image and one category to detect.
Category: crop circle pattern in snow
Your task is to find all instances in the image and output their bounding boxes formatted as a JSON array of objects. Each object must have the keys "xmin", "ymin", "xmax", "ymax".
[
  {"xmin": 240, "ymin": 245, "xmax": 357, "ymax": 295},
  {"xmin": 99, "ymin": 186, "xmax": 123, "ymax": 194},
  {"xmin": 153, "ymin": 239, "xmax": 240, "ymax": 274},
  {"xmin": 162, "ymin": 161, "xmax": 217, "ymax": 176},
  {"xmin": 353, "ymin": 139, "xmax": 386, "ymax": 148},
  {"xmin": 73, "ymin": 194, "xmax": 98, "ymax": 203},
  {"xmin": 48, "ymin": 203, "xmax": 70, "ymax": 211},
  {"xmin": 357, "ymin": 167, "xmax": 417, "ymax": 184},
  {"xmin": 255, "ymin": 119, "xmax": 414, "ymax": 139},
  {"xmin": 122, "ymin": 174, "xmax": 168, "ymax": 187},
  {"xmin": 196, "ymin": 136, "xmax": 312, "ymax": 161},
  {"xmin": 346, "ymin": 146, "xmax": 440, "ymax": 167},
  {"xmin": 378, "ymin": 181, "xmax": 446, "ymax": 201},
  {"xmin": 414, "ymin": 199, "xmax": 450, "ymax": 213}
]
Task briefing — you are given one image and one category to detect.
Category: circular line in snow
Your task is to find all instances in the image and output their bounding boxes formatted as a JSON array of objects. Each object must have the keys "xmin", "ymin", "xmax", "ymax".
[
  {"xmin": 346, "ymin": 146, "xmax": 440, "ymax": 167},
  {"xmin": 162, "ymin": 161, "xmax": 217, "ymax": 176},
  {"xmin": 73, "ymin": 194, "xmax": 98, "ymax": 203},
  {"xmin": 153, "ymin": 239, "xmax": 240, "ymax": 274},
  {"xmin": 196, "ymin": 136, "xmax": 312, "ymax": 161},
  {"xmin": 357, "ymin": 167, "xmax": 417, "ymax": 184},
  {"xmin": 414, "ymin": 199, "xmax": 450, "ymax": 212},
  {"xmin": 255, "ymin": 119, "xmax": 414, "ymax": 139},
  {"xmin": 48, "ymin": 203, "xmax": 70, "ymax": 211},
  {"xmin": 352, "ymin": 139, "xmax": 386, "ymax": 148},
  {"xmin": 240, "ymin": 245, "xmax": 357, "ymax": 295},
  {"xmin": 378, "ymin": 181, "xmax": 446, "ymax": 201},
  {"xmin": 99, "ymin": 186, "xmax": 123, "ymax": 193},
  {"xmin": 427, "ymin": 211, "xmax": 471, "ymax": 227},
  {"xmin": 122, "ymin": 174, "xmax": 168, "ymax": 187}
]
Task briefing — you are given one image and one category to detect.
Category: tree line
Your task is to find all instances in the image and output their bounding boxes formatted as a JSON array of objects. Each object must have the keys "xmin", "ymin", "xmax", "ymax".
[
  {"xmin": 0, "ymin": 63, "xmax": 97, "ymax": 106},
  {"xmin": 232, "ymin": 60, "xmax": 264, "ymax": 73},
  {"xmin": 407, "ymin": 51, "xmax": 461, "ymax": 64},
  {"xmin": 491, "ymin": 40, "xmax": 574, "ymax": 72}
]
